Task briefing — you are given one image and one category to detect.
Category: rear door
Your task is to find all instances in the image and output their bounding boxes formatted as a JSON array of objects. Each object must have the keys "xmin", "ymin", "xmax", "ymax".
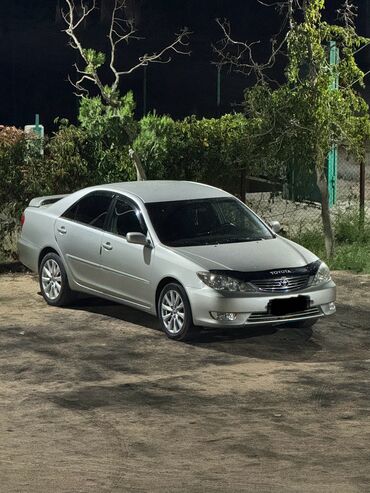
[
  {"xmin": 54, "ymin": 191, "xmax": 114, "ymax": 291},
  {"xmin": 99, "ymin": 195, "xmax": 153, "ymax": 309}
]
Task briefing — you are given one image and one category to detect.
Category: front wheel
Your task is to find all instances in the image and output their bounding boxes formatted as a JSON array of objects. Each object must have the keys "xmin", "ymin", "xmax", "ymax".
[
  {"xmin": 158, "ymin": 283, "xmax": 195, "ymax": 341},
  {"xmin": 39, "ymin": 253, "xmax": 74, "ymax": 307}
]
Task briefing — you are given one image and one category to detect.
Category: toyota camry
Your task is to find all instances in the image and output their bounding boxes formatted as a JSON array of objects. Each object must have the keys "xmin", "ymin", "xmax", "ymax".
[{"xmin": 18, "ymin": 181, "xmax": 336, "ymax": 340}]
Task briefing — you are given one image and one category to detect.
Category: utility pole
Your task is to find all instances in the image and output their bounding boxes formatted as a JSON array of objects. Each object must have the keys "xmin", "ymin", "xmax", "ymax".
[
  {"xmin": 366, "ymin": 0, "xmax": 370, "ymax": 64},
  {"xmin": 216, "ymin": 65, "xmax": 221, "ymax": 108},
  {"xmin": 10, "ymin": 3, "xmax": 18, "ymax": 125},
  {"xmin": 143, "ymin": 64, "xmax": 148, "ymax": 116}
]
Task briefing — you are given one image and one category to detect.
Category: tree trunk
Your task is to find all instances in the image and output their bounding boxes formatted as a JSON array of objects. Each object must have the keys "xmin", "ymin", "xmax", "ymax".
[
  {"xmin": 125, "ymin": 126, "xmax": 147, "ymax": 181},
  {"xmin": 316, "ymin": 166, "xmax": 335, "ymax": 258},
  {"xmin": 129, "ymin": 147, "xmax": 147, "ymax": 181}
]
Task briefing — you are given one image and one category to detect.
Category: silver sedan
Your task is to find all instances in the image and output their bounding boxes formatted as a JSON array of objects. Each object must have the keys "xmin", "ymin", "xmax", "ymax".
[{"xmin": 18, "ymin": 181, "xmax": 336, "ymax": 340}]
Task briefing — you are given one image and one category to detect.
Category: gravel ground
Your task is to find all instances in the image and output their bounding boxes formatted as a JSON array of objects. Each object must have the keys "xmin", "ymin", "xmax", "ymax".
[{"xmin": 0, "ymin": 272, "xmax": 369, "ymax": 493}]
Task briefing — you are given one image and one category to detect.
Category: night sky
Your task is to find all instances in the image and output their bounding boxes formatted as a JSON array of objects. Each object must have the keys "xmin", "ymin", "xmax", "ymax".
[{"xmin": 0, "ymin": 0, "xmax": 369, "ymax": 131}]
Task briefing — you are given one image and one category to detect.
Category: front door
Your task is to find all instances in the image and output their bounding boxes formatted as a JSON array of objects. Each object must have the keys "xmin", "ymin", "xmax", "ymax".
[{"xmin": 99, "ymin": 196, "xmax": 153, "ymax": 309}]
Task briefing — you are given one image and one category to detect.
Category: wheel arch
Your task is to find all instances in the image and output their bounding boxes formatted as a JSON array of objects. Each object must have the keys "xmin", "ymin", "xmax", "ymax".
[{"xmin": 38, "ymin": 247, "xmax": 59, "ymax": 271}]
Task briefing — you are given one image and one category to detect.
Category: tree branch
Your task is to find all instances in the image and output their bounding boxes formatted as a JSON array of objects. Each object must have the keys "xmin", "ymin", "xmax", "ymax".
[
  {"xmin": 63, "ymin": 0, "xmax": 108, "ymax": 100},
  {"xmin": 63, "ymin": 0, "xmax": 191, "ymax": 101},
  {"xmin": 213, "ymin": 0, "xmax": 297, "ymax": 83},
  {"xmin": 336, "ymin": 0, "xmax": 357, "ymax": 29},
  {"xmin": 115, "ymin": 27, "xmax": 190, "ymax": 76}
]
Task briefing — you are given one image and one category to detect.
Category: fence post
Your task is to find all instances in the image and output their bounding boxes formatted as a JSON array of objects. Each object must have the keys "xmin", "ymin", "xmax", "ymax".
[{"xmin": 359, "ymin": 160, "xmax": 365, "ymax": 228}]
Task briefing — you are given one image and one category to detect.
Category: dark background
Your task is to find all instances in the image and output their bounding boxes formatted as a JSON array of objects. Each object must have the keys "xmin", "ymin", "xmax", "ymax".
[{"xmin": 0, "ymin": 0, "xmax": 369, "ymax": 131}]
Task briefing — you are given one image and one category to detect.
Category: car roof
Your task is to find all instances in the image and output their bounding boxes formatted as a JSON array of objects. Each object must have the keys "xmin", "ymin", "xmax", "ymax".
[{"xmin": 94, "ymin": 180, "xmax": 231, "ymax": 203}]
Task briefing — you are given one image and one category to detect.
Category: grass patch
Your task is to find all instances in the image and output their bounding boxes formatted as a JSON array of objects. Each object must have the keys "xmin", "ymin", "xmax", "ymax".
[
  {"xmin": 330, "ymin": 243, "xmax": 370, "ymax": 273},
  {"xmin": 290, "ymin": 212, "xmax": 370, "ymax": 274}
]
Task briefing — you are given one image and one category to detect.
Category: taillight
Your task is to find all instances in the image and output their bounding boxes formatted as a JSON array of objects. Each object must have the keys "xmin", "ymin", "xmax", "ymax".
[{"xmin": 20, "ymin": 212, "xmax": 25, "ymax": 228}]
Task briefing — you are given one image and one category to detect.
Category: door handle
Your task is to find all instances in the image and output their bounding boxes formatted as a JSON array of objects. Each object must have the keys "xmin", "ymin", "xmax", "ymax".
[
  {"xmin": 102, "ymin": 242, "xmax": 113, "ymax": 251},
  {"xmin": 57, "ymin": 226, "xmax": 67, "ymax": 234}
]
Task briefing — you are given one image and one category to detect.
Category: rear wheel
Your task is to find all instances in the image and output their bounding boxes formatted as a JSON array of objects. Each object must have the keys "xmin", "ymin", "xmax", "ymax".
[
  {"xmin": 158, "ymin": 283, "xmax": 195, "ymax": 341},
  {"xmin": 39, "ymin": 253, "xmax": 74, "ymax": 306}
]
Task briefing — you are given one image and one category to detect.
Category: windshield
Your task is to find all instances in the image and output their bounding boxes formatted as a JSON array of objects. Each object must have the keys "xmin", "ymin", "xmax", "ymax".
[{"xmin": 146, "ymin": 198, "xmax": 274, "ymax": 247}]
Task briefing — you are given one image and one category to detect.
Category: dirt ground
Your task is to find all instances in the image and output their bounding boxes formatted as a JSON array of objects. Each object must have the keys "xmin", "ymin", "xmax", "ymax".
[{"xmin": 0, "ymin": 272, "xmax": 369, "ymax": 493}]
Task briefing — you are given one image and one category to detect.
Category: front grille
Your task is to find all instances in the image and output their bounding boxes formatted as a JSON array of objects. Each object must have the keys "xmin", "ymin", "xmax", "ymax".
[
  {"xmin": 247, "ymin": 307, "xmax": 322, "ymax": 324},
  {"xmin": 251, "ymin": 274, "xmax": 310, "ymax": 293}
]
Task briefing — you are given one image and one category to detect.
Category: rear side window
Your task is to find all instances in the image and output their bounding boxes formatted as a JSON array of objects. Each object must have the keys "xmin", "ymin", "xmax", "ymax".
[{"xmin": 62, "ymin": 192, "xmax": 113, "ymax": 229}]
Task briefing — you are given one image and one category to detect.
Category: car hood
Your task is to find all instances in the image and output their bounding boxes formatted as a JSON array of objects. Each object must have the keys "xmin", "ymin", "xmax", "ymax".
[{"xmin": 172, "ymin": 237, "xmax": 318, "ymax": 272}]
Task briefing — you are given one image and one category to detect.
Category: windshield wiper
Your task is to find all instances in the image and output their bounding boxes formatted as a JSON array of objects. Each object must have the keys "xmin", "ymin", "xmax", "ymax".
[
  {"xmin": 168, "ymin": 236, "xmax": 267, "ymax": 247},
  {"xmin": 217, "ymin": 237, "xmax": 264, "ymax": 244}
]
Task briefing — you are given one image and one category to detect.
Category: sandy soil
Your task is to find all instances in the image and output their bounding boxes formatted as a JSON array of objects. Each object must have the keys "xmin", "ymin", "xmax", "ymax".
[{"xmin": 0, "ymin": 272, "xmax": 369, "ymax": 493}]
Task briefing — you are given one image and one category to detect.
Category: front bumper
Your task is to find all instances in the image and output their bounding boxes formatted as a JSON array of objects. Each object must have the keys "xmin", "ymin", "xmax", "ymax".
[{"xmin": 187, "ymin": 281, "xmax": 336, "ymax": 328}]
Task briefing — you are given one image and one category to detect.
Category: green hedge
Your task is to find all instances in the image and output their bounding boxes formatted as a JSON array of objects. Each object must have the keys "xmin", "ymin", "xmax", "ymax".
[
  {"xmin": 1, "ymin": 112, "xmax": 250, "ymax": 206},
  {"xmin": 0, "ymin": 111, "xmax": 253, "ymax": 259},
  {"xmin": 135, "ymin": 113, "xmax": 250, "ymax": 192}
]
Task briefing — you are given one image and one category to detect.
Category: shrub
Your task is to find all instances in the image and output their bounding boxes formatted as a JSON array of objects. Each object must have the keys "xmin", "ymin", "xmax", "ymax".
[
  {"xmin": 0, "ymin": 203, "xmax": 20, "ymax": 261},
  {"xmin": 133, "ymin": 113, "xmax": 177, "ymax": 180},
  {"xmin": 0, "ymin": 126, "xmax": 28, "ymax": 206},
  {"xmin": 290, "ymin": 212, "xmax": 370, "ymax": 273},
  {"xmin": 77, "ymin": 93, "xmax": 137, "ymax": 184},
  {"xmin": 334, "ymin": 211, "xmax": 370, "ymax": 245},
  {"xmin": 134, "ymin": 112, "xmax": 252, "ymax": 195}
]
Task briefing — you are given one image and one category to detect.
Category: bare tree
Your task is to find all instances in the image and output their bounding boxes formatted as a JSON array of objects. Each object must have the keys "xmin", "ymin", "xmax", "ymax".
[
  {"xmin": 61, "ymin": 0, "xmax": 190, "ymax": 180},
  {"xmin": 336, "ymin": 0, "xmax": 357, "ymax": 29},
  {"xmin": 213, "ymin": 0, "xmax": 296, "ymax": 85},
  {"xmin": 101, "ymin": 0, "xmax": 142, "ymax": 25}
]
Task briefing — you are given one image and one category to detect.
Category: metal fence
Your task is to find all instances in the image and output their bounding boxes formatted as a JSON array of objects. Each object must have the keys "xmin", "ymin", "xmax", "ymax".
[{"xmin": 244, "ymin": 147, "xmax": 370, "ymax": 236}]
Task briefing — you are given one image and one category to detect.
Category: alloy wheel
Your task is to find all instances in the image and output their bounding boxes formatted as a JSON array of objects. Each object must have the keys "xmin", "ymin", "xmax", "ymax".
[
  {"xmin": 160, "ymin": 289, "xmax": 185, "ymax": 335},
  {"xmin": 41, "ymin": 259, "xmax": 62, "ymax": 300}
]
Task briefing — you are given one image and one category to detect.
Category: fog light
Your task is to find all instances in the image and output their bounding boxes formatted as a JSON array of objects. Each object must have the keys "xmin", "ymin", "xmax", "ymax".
[
  {"xmin": 210, "ymin": 312, "xmax": 238, "ymax": 321},
  {"xmin": 329, "ymin": 302, "xmax": 336, "ymax": 311}
]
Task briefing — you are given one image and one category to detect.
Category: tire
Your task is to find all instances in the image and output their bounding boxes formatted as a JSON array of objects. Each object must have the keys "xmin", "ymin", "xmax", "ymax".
[
  {"xmin": 39, "ymin": 252, "xmax": 74, "ymax": 307},
  {"xmin": 158, "ymin": 283, "xmax": 195, "ymax": 341}
]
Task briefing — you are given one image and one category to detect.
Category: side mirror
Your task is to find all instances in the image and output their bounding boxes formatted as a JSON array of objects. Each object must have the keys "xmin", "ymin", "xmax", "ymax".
[
  {"xmin": 269, "ymin": 221, "xmax": 281, "ymax": 234},
  {"xmin": 126, "ymin": 232, "xmax": 152, "ymax": 247}
]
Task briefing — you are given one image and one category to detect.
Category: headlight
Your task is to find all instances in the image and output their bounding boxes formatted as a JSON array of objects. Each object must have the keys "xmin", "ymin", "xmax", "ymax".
[
  {"xmin": 197, "ymin": 272, "xmax": 255, "ymax": 293},
  {"xmin": 312, "ymin": 261, "xmax": 331, "ymax": 285}
]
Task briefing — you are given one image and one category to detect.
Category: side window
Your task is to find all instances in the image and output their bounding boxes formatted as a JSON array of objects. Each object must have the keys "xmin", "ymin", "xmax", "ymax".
[
  {"xmin": 62, "ymin": 193, "xmax": 113, "ymax": 229},
  {"xmin": 110, "ymin": 198, "xmax": 147, "ymax": 237}
]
